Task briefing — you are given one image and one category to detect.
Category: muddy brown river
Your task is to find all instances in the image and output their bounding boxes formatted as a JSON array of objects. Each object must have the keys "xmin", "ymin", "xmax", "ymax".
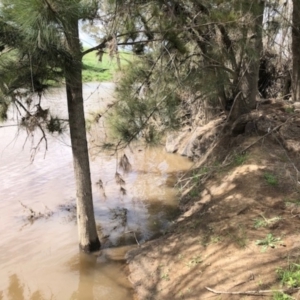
[{"xmin": 0, "ymin": 83, "xmax": 193, "ymax": 300}]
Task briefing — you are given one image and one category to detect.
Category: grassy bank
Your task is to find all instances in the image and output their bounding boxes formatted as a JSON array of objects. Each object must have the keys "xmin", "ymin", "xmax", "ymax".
[{"xmin": 82, "ymin": 50, "xmax": 132, "ymax": 82}]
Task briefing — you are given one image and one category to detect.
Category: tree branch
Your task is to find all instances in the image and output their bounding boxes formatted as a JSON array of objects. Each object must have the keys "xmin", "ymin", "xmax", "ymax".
[
  {"xmin": 81, "ymin": 36, "xmax": 112, "ymax": 57},
  {"xmin": 206, "ymin": 286, "xmax": 298, "ymax": 297}
]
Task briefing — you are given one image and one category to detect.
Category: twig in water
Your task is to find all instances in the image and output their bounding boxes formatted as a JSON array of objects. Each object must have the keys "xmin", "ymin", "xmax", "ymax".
[{"xmin": 125, "ymin": 231, "xmax": 141, "ymax": 247}]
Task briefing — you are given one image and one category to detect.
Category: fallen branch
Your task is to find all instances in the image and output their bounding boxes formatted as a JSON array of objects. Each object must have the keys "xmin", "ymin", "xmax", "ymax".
[
  {"xmin": 206, "ymin": 286, "xmax": 298, "ymax": 298},
  {"xmin": 0, "ymin": 124, "xmax": 19, "ymax": 128}
]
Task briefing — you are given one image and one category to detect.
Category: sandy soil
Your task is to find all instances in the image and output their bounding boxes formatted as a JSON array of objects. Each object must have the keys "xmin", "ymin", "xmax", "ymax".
[{"xmin": 126, "ymin": 101, "xmax": 300, "ymax": 300}]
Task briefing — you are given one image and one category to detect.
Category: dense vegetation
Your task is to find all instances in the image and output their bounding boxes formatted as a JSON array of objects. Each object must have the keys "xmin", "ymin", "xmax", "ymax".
[
  {"xmin": 0, "ymin": 0, "xmax": 299, "ymax": 254},
  {"xmin": 96, "ymin": 0, "xmax": 300, "ymax": 147}
]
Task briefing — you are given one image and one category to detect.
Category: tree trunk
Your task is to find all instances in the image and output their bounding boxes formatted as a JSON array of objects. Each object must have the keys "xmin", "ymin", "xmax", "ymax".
[
  {"xmin": 292, "ymin": 0, "xmax": 300, "ymax": 102},
  {"xmin": 65, "ymin": 20, "xmax": 101, "ymax": 253},
  {"xmin": 231, "ymin": 1, "xmax": 264, "ymax": 120}
]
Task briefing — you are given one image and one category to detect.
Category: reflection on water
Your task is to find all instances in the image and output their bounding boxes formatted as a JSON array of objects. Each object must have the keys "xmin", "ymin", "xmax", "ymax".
[
  {"xmin": 0, "ymin": 250, "xmax": 134, "ymax": 300},
  {"xmin": 0, "ymin": 83, "xmax": 193, "ymax": 299},
  {"xmin": 2, "ymin": 274, "xmax": 47, "ymax": 300}
]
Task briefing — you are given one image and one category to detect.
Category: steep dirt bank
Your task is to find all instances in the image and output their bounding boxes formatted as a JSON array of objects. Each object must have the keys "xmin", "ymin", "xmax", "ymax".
[{"xmin": 127, "ymin": 100, "xmax": 300, "ymax": 300}]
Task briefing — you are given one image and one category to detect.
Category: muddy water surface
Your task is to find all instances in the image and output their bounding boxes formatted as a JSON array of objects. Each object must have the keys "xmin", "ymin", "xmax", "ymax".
[{"xmin": 0, "ymin": 83, "xmax": 193, "ymax": 300}]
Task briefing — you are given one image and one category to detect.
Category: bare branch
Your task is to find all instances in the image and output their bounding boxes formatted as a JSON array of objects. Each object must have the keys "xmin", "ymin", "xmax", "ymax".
[{"xmin": 206, "ymin": 286, "xmax": 298, "ymax": 297}]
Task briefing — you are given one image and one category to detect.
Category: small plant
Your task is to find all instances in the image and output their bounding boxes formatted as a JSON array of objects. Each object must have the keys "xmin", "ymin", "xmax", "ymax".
[
  {"xmin": 273, "ymin": 292, "xmax": 293, "ymax": 300},
  {"xmin": 188, "ymin": 188, "xmax": 198, "ymax": 198},
  {"xmin": 160, "ymin": 266, "xmax": 170, "ymax": 281},
  {"xmin": 284, "ymin": 197, "xmax": 300, "ymax": 207},
  {"xmin": 253, "ymin": 215, "xmax": 281, "ymax": 229},
  {"xmin": 254, "ymin": 218, "xmax": 267, "ymax": 229},
  {"xmin": 186, "ymin": 255, "xmax": 202, "ymax": 268},
  {"xmin": 256, "ymin": 275, "xmax": 265, "ymax": 287},
  {"xmin": 277, "ymin": 263, "xmax": 300, "ymax": 288},
  {"xmin": 285, "ymin": 106, "xmax": 294, "ymax": 114},
  {"xmin": 264, "ymin": 172, "xmax": 278, "ymax": 186},
  {"xmin": 188, "ymin": 218, "xmax": 203, "ymax": 230},
  {"xmin": 190, "ymin": 167, "xmax": 209, "ymax": 184},
  {"xmin": 256, "ymin": 233, "xmax": 281, "ymax": 252},
  {"xmin": 233, "ymin": 153, "xmax": 248, "ymax": 166},
  {"xmin": 210, "ymin": 236, "xmax": 222, "ymax": 243},
  {"xmin": 178, "ymin": 254, "xmax": 184, "ymax": 261},
  {"xmin": 161, "ymin": 272, "xmax": 170, "ymax": 281}
]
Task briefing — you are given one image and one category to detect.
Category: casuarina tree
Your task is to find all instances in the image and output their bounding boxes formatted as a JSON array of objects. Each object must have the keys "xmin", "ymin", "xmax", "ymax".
[{"xmin": 0, "ymin": 0, "xmax": 103, "ymax": 252}]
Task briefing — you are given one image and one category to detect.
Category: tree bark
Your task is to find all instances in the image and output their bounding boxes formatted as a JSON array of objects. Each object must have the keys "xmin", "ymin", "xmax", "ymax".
[
  {"xmin": 292, "ymin": 0, "xmax": 300, "ymax": 102},
  {"xmin": 65, "ymin": 19, "xmax": 101, "ymax": 252},
  {"xmin": 231, "ymin": 0, "xmax": 264, "ymax": 121}
]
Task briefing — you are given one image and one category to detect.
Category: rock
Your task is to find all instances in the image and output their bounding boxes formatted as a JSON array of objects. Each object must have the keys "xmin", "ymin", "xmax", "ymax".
[
  {"xmin": 279, "ymin": 117, "xmax": 300, "ymax": 153},
  {"xmin": 244, "ymin": 121, "xmax": 256, "ymax": 135},
  {"xmin": 256, "ymin": 116, "xmax": 277, "ymax": 135},
  {"xmin": 293, "ymin": 102, "xmax": 300, "ymax": 109},
  {"xmin": 231, "ymin": 114, "xmax": 251, "ymax": 135},
  {"xmin": 165, "ymin": 129, "xmax": 190, "ymax": 153},
  {"xmin": 167, "ymin": 117, "xmax": 224, "ymax": 159},
  {"xmin": 231, "ymin": 112, "xmax": 264, "ymax": 136},
  {"xmin": 283, "ymin": 140, "xmax": 300, "ymax": 153}
]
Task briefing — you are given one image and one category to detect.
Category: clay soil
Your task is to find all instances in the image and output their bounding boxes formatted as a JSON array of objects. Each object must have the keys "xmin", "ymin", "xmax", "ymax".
[{"xmin": 126, "ymin": 101, "xmax": 300, "ymax": 300}]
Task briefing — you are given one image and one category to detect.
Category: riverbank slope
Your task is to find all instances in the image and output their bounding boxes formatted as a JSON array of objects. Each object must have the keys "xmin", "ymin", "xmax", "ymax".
[{"xmin": 127, "ymin": 100, "xmax": 300, "ymax": 300}]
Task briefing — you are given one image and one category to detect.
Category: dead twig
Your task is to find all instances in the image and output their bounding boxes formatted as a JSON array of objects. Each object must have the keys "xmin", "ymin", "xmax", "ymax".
[
  {"xmin": 125, "ymin": 231, "xmax": 141, "ymax": 247},
  {"xmin": 206, "ymin": 286, "xmax": 298, "ymax": 298},
  {"xmin": 30, "ymin": 124, "xmax": 48, "ymax": 162},
  {"xmin": 0, "ymin": 124, "xmax": 19, "ymax": 128}
]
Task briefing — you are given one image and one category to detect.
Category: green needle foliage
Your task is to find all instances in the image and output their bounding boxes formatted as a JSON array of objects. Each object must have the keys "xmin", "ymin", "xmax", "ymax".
[
  {"xmin": 104, "ymin": 0, "xmax": 265, "ymax": 145},
  {"xmin": 108, "ymin": 56, "xmax": 182, "ymax": 144}
]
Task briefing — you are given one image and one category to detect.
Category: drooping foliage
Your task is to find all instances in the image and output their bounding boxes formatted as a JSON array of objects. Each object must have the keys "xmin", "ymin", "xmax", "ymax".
[
  {"xmin": 0, "ymin": 0, "xmax": 103, "ymax": 252},
  {"xmin": 0, "ymin": 0, "xmax": 100, "ymax": 123},
  {"xmin": 102, "ymin": 0, "xmax": 266, "ymax": 144}
]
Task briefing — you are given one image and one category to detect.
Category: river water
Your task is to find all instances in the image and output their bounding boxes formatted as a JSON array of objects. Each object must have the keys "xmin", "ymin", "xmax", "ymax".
[{"xmin": 0, "ymin": 83, "xmax": 192, "ymax": 300}]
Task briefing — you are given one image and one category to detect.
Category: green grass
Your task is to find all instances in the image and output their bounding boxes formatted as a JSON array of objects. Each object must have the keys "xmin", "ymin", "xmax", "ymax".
[
  {"xmin": 277, "ymin": 263, "xmax": 300, "ymax": 288},
  {"xmin": 191, "ymin": 167, "xmax": 209, "ymax": 183},
  {"xmin": 186, "ymin": 255, "xmax": 202, "ymax": 268},
  {"xmin": 233, "ymin": 153, "xmax": 248, "ymax": 166},
  {"xmin": 273, "ymin": 292, "xmax": 293, "ymax": 300},
  {"xmin": 272, "ymin": 262, "xmax": 300, "ymax": 299},
  {"xmin": 285, "ymin": 106, "xmax": 294, "ymax": 114},
  {"xmin": 264, "ymin": 172, "xmax": 278, "ymax": 186},
  {"xmin": 284, "ymin": 197, "xmax": 300, "ymax": 207},
  {"xmin": 256, "ymin": 233, "xmax": 281, "ymax": 252},
  {"xmin": 253, "ymin": 215, "xmax": 281, "ymax": 229},
  {"xmin": 82, "ymin": 51, "xmax": 132, "ymax": 82}
]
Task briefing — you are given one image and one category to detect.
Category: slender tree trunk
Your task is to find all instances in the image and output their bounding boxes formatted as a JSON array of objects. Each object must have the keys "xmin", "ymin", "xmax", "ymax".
[
  {"xmin": 65, "ymin": 19, "xmax": 101, "ymax": 252},
  {"xmin": 231, "ymin": 0, "xmax": 264, "ymax": 120},
  {"xmin": 292, "ymin": 0, "xmax": 300, "ymax": 102},
  {"xmin": 242, "ymin": 1, "xmax": 264, "ymax": 108}
]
